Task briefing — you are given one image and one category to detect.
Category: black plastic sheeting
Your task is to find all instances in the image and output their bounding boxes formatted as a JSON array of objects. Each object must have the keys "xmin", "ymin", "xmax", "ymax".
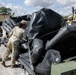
[
  {"xmin": 18, "ymin": 24, "xmax": 76, "ymax": 75},
  {"xmin": 45, "ymin": 24, "xmax": 76, "ymax": 60},
  {"xmin": 1, "ymin": 8, "xmax": 67, "ymax": 75},
  {"xmin": 18, "ymin": 8, "xmax": 66, "ymax": 75},
  {"xmin": 31, "ymin": 38, "xmax": 44, "ymax": 64},
  {"xmin": 28, "ymin": 8, "xmax": 65, "ymax": 40},
  {"xmin": 2, "ymin": 18, "xmax": 16, "ymax": 34},
  {"xmin": 2, "ymin": 15, "xmax": 31, "ymax": 35},
  {"xmin": 11, "ymin": 15, "xmax": 31, "ymax": 23},
  {"xmin": 35, "ymin": 49, "xmax": 61, "ymax": 75},
  {"xmin": 2, "ymin": 8, "xmax": 65, "ymax": 40},
  {"xmin": 0, "ymin": 22, "xmax": 2, "ymax": 26}
]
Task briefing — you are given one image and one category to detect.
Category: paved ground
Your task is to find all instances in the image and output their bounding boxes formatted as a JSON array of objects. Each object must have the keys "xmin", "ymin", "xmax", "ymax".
[
  {"xmin": 0, "ymin": 45, "xmax": 26, "ymax": 75},
  {"xmin": 0, "ymin": 28, "xmax": 29, "ymax": 75}
]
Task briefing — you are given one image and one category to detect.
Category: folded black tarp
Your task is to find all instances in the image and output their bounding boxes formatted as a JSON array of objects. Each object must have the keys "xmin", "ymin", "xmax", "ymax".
[{"xmin": 28, "ymin": 8, "xmax": 65, "ymax": 40}]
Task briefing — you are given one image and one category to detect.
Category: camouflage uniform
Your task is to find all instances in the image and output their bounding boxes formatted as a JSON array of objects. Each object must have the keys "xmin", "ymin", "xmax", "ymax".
[{"xmin": 2, "ymin": 26, "xmax": 26, "ymax": 66}]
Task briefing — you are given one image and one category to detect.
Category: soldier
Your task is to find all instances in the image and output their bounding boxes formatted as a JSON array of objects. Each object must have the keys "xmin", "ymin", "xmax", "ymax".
[{"xmin": 1, "ymin": 20, "xmax": 27, "ymax": 68}]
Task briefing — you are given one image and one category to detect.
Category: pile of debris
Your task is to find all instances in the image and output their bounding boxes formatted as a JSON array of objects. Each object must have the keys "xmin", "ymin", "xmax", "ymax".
[{"xmin": 1, "ymin": 8, "xmax": 76, "ymax": 75}]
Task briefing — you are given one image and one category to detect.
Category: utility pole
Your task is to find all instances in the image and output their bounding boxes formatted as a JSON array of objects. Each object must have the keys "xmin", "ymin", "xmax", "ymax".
[{"xmin": 11, "ymin": 0, "xmax": 14, "ymax": 17}]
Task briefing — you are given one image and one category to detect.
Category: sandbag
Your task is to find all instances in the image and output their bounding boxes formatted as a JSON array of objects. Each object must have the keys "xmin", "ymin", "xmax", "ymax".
[
  {"xmin": 31, "ymin": 38, "xmax": 44, "ymax": 64},
  {"xmin": 2, "ymin": 18, "xmax": 16, "ymax": 34},
  {"xmin": 3, "ymin": 18, "xmax": 16, "ymax": 28},
  {"xmin": 35, "ymin": 49, "xmax": 61, "ymax": 75},
  {"xmin": 45, "ymin": 24, "xmax": 76, "ymax": 60},
  {"xmin": 18, "ymin": 52, "xmax": 35, "ymax": 75}
]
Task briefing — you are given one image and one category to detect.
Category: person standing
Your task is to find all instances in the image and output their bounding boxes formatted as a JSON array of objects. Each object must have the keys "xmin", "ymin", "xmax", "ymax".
[{"xmin": 1, "ymin": 20, "xmax": 27, "ymax": 68}]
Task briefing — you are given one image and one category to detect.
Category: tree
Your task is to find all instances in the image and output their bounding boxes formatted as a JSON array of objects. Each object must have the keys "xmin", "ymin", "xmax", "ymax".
[
  {"xmin": 63, "ymin": 16, "xmax": 68, "ymax": 18},
  {"xmin": 0, "ymin": 7, "xmax": 12, "ymax": 15}
]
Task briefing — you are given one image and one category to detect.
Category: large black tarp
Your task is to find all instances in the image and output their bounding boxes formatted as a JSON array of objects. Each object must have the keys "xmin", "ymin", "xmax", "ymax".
[
  {"xmin": 18, "ymin": 8, "xmax": 66, "ymax": 75},
  {"xmin": 2, "ymin": 15, "xmax": 31, "ymax": 35},
  {"xmin": 28, "ymin": 8, "xmax": 65, "ymax": 40},
  {"xmin": 11, "ymin": 15, "xmax": 31, "ymax": 23}
]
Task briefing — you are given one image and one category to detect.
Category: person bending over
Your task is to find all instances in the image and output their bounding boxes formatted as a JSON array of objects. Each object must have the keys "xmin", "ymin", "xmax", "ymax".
[{"xmin": 1, "ymin": 20, "xmax": 27, "ymax": 68}]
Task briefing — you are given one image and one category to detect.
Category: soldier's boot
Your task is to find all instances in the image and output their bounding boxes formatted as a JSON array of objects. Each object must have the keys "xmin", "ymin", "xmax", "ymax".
[
  {"xmin": 1, "ymin": 61, "xmax": 6, "ymax": 67},
  {"xmin": 11, "ymin": 60, "xmax": 16, "ymax": 68}
]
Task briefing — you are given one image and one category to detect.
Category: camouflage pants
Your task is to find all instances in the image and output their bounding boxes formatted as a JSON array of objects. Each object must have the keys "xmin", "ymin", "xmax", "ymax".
[{"xmin": 2, "ymin": 40, "xmax": 19, "ymax": 65}]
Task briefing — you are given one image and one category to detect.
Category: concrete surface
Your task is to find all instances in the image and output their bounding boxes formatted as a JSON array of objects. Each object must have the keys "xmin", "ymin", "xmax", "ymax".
[
  {"xmin": 0, "ymin": 28, "xmax": 29, "ymax": 75},
  {"xmin": 0, "ymin": 45, "xmax": 26, "ymax": 75}
]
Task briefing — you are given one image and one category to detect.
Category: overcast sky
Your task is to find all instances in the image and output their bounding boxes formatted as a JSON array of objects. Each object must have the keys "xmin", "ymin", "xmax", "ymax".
[{"xmin": 0, "ymin": 0, "xmax": 76, "ymax": 16}]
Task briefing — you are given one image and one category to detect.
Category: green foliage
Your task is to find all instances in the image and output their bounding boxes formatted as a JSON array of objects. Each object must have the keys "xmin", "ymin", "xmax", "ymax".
[
  {"xmin": 63, "ymin": 16, "xmax": 68, "ymax": 18},
  {"xmin": 0, "ymin": 7, "xmax": 12, "ymax": 14}
]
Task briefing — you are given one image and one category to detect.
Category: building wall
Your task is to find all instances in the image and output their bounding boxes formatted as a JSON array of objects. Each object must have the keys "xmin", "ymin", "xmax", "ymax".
[{"xmin": 0, "ymin": 14, "xmax": 10, "ymax": 21}]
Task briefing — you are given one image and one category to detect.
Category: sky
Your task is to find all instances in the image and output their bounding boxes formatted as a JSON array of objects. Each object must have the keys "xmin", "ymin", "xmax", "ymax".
[{"xmin": 0, "ymin": 0, "xmax": 76, "ymax": 16}]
